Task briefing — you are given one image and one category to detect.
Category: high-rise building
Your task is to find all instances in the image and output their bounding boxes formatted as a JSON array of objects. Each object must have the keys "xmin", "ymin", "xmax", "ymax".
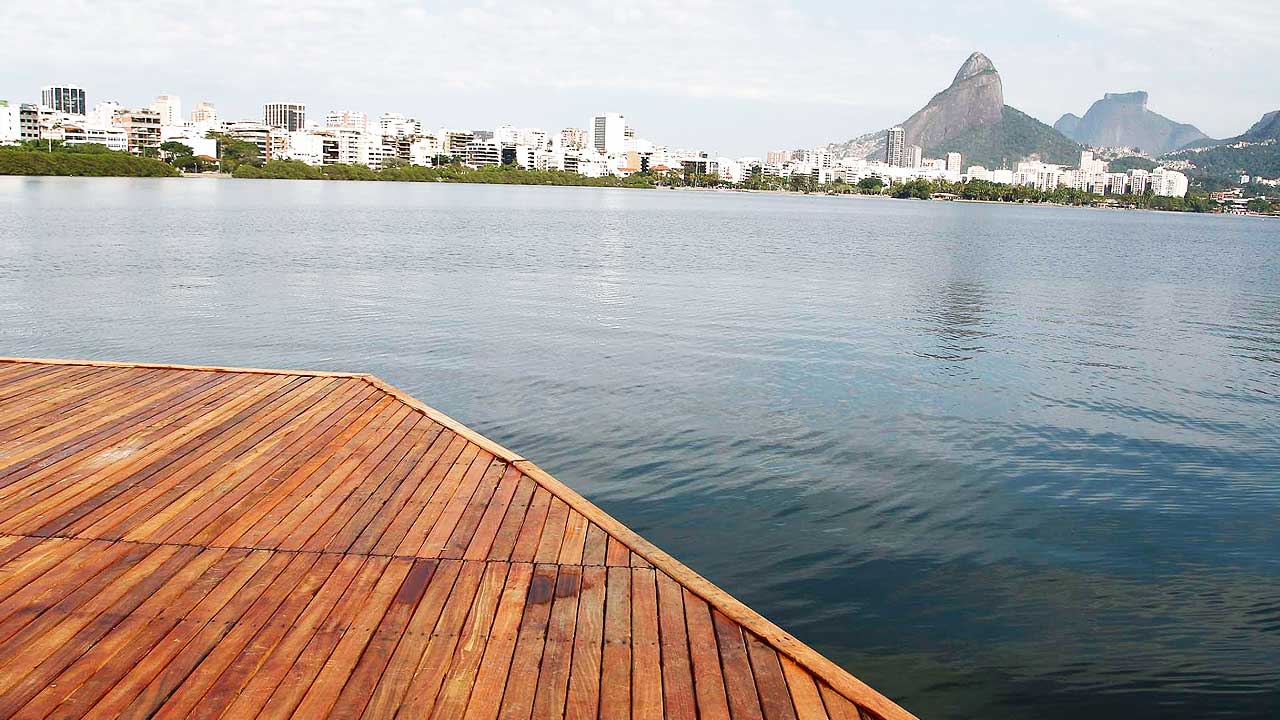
[
  {"xmin": 190, "ymin": 101, "xmax": 217, "ymax": 124},
  {"xmin": 326, "ymin": 110, "xmax": 368, "ymax": 131},
  {"xmin": 904, "ymin": 144, "xmax": 923, "ymax": 169},
  {"xmin": 885, "ymin": 126, "xmax": 905, "ymax": 167},
  {"xmin": 112, "ymin": 109, "xmax": 162, "ymax": 155},
  {"xmin": 41, "ymin": 85, "xmax": 86, "ymax": 115},
  {"xmin": 150, "ymin": 94, "xmax": 182, "ymax": 126},
  {"xmin": 264, "ymin": 103, "xmax": 305, "ymax": 132},
  {"xmin": 591, "ymin": 112, "xmax": 625, "ymax": 154},
  {"xmin": 945, "ymin": 152, "xmax": 962, "ymax": 172},
  {"xmin": 559, "ymin": 128, "xmax": 586, "ymax": 150},
  {"xmin": 1150, "ymin": 167, "xmax": 1188, "ymax": 197},
  {"xmin": 766, "ymin": 150, "xmax": 791, "ymax": 166},
  {"xmin": 380, "ymin": 112, "xmax": 420, "ymax": 138}
]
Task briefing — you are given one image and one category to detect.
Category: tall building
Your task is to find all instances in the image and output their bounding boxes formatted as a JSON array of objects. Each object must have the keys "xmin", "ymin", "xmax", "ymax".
[
  {"xmin": 264, "ymin": 103, "xmax": 305, "ymax": 132},
  {"xmin": 559, "ymin": 128, "xmax": 586, "ymax": 150},
  {"xmin": 0, "ymin": 101, "xmax": 18, "ymax": 144},
  {"xmin": 945, "ymin": 152, "xmax": 963, "ymax": 172},
  {"xmin": 885, "ymin": 126, "xmax": 905, "ymax": 167},
  {"xmin": 150, "ymin": 94, "xmax": 182, "ymax": 126},
  {"xmin": 766, "ymin": 150, "xmax": 791, "ymax": 166},
  {"xmin": 1150, "ymin": 167, "xmax": 1189, "ymax": 197},
  {"xmin": 380, "ymin": 112, "xmax": 420, "ymax": 138},
  {"xmin": 112, "ymin": 109, "xmax": 162, "ymax": 154},
  {"xmin": 41, "ymin": 85, "xmax": 86, "ymax": 115},
  {"xmin": 904, "ymin": 144, "xmax": 923, "ymax": 169},
  {"xmin": 190, "ymin": 101, "xmax": 217, "ymax": 124},
  {"xmin": 591, "ymin": 112, "xmax": 625, "ymax": 154},
  {"xmin": 326, "ymin": 110, "xmax": 368, "ymax": 131}
]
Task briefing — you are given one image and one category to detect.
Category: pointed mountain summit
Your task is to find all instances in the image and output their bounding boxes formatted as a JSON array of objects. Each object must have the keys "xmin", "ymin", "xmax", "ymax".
[
  {"xmin": 1054, "ymin": 91, "xmax": 1206, "ymax": 155},
  {"xmin": 828, "ymin": 52, "xmax": 1079, "ymax": 168},
  {"xmin": 900, "ymin": 51, "xmax": 1005, "ymax": 151}
]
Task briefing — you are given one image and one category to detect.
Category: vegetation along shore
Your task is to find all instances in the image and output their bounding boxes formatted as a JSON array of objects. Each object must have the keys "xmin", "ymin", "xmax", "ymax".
[{"xmin": 2, "ymin": 139, "xmax": 1276, "ymax": 216}]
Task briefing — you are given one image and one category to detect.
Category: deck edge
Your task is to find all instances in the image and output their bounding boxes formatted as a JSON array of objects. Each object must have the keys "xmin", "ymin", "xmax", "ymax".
[{"xmin": 512, "ymin": 458, "xmax": 919, "ymax": 720}]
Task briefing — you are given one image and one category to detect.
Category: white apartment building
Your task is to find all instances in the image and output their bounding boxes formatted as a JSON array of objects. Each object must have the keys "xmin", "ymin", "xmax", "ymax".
[
  {"xmin": 558, "ymin": 128, "xmax": 586, "ymax": 150},
  {"xmin": 1150, "ymin": 167, "xmax": 1189, "ymax": 197},
  {"xmin": 283, "ymin": 131, "xmax": 330, "ymax": 166},
  {"xmin": 190, "ymin": 101, "xmax": 217, "ymax": 124},
  {"xmin": 885, "ymin": 127, "xmax": 905, "ymax": 167},
  {"xmin": 0, "ymin": 102, "xmax": 19, "ymax": 144},
  {"xmin": 1128, "ymin": 169, "xmax": 1150, "ymax": 194},
  {"xmin": 409, "ymin": 136, "xmax": 443, "ymax": 166},
  {"xmin": 326, "ymin": 110, "xmax": 368, "ymax": 131},
  {"xmin": 150, "ymin": 95, "xmax": 182, "ymax": 126},
  {"xmin": 590, "ymin": 113, "xmax": 625, "ymax": 154},
  {"xmin": 945, "ymin": 152, "xmax": 963, "ymax": 172},
  {"xmin": 380, "ymin": 112, "xmax": 420, "ymax": 138}
]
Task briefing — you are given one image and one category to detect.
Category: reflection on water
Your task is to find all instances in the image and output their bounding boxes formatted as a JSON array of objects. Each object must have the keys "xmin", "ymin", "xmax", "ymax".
[{"xmin": 1, "ymin": 178, "xmax": 1278, "ymax": 719}]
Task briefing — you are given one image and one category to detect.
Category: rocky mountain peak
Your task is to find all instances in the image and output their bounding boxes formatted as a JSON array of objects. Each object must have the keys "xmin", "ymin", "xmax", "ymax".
[{"xmin": 953, "ymin": 52, "xmax": 997, "ymax": 84}]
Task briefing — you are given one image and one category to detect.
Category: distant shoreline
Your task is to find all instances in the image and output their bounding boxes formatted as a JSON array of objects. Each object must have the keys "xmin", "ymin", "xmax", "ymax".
[{"xmin": 5, "ymin": 169, "xmax": 1274, "ymax": 217}]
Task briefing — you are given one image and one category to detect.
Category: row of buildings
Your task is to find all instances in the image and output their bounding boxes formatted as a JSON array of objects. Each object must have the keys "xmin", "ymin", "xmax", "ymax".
[{"xmin": 1, "ymin": 84, "xmax": 1190, "ymax": 197}]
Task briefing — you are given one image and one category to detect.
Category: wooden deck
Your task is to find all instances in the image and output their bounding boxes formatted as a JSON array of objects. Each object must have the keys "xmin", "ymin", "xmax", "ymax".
[{"xmin": 0, "ymin": 357, "xmax": 916, "ymax": 720}]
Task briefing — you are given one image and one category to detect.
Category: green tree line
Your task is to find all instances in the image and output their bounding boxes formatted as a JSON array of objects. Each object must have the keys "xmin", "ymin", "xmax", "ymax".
[{"xmin": 0, "ymin": 142, "xmax": 179, "ymax": 177}]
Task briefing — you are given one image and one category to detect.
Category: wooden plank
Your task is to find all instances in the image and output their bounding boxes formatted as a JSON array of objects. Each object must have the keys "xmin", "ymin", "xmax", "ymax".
[
  {"xmin": 530, "ymin": 564, "xmax": 582, "ymax": 719},
  {"xmin": 440, "ymin": 459, "xmax": 508, "ymax": 559},
  {"xmin": 599, "ymin": 565, "xmax": 631, "ymax": 720},
  {"xmin": 361, "ymin": 429, "xmax": 464, "ymax": 557},
  {"xmin": 819, "ymin": 684, "xmax": 865, "ymax": 720},
  {"xmin": 426, "ymin": 561, "xmax": 509, "ymax": 720},
  {"xmin": 390, "ymin": 439, "xmax": 479, "ymax": 557},
  {"xmin": 508, "ymin": 485, "xmax": 552, "ymax": 563},
  {"xmin": 492, "ymin": 563, "xmax": 557, "ymax": 720},
  {"xmin": 533, "ymin": 496, "xmax": 571, "ymax": 564},
  {"xmin": 563, "ymin": 565, "xmax": 607, "ymax": 720},
  {"xmin": 34, "ymin": 548, "xmax": 247, "ymax": 719},
  {"xmin": 389, "ymin": 559, "xmax": 489, "ymax": 718},
  {"xmin": 632, "ymin": 567, "xmax": 664, "ymax": 720},
  {"xmin": 82, "ymin": 548, "xmax": 276, "ymax": 717},
  {"xmin": 416, "ymin": 450, "xmax": 497, "ymax": 557},
  {"xmin": 657, "ymin": 571, "xmax": 697, "ymax": 720},
  {"xmin": 209, "ymin": 394, "xmax": 398, "ymax": 548},
  {"xmin": 460, "ymin": 562, "xmax": 533, "ymax": 720},
  {"xmin": 215, "ymin": 553, "xmax": 366, "ymax": 719},
  {"xmin": 684, "ymin": 590, "xmax": 731, "ymax": 720},
  {"xmin": 254, "ymin": 556, "xmax": 393, "ymax": 718},
  {"xmin": 606, "ymin": 534, "xmax": 631, "ymax": 567},
  {"xmin": 714, "ymin": 609, "xmax": 766, "ymax": 720},
  {"xmin": 483, "ymin": 475, "xmax": 536, "ymax": 562},
  {"xmin": 343, "ymin": 422, "xmax": 447, "ymax": 555},
  {"xmin": 176, "ymin": 553, "xmax": 344, "ymax": 719},
  {"xmin": 287, "ymin": 557, "xmax": 415, "ymax": 718},
  {"xmin": 780, "ymin": 655, "xmax": 832, "ymax": 720},
  {"xmin": 582, "ymin": 522, "xmax": 608, "ymax": 566},
  {"xmin": 557, "ymin": 508, "xmax": 589, "ymax": 565},
  {"xmin": 456, "ymin": 464, "xmax": 523, "ymax": 561},
  {"xmin": 747, "ymin": 631, "xmax": 800, "ymax": 720},
  {"xmin": 0, "ymin": 544, "xmax": 196, "ymax": 718},
  {"xmin": 327, "ymin": 557, "xmax": 443, "ymax": 718}
]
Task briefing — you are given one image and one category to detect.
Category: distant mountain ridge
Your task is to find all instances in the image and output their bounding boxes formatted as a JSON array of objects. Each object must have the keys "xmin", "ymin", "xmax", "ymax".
[
  {"xmin": 1054, "ymin": 91, "xmax": 1206, "ymax": 155},
  {"xmin": 827, "ymin": 52, "xmax": 1080, "ymax": 168},
  {"xmin": 1179, "ymin": 109, "xmax": 1280, "ymax": 150}
]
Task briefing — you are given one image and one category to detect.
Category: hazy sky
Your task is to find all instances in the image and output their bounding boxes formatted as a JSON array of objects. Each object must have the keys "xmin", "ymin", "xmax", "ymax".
[{"xmin": 3, "ymin": 0, "xmax": 1277, "ymax": 156}]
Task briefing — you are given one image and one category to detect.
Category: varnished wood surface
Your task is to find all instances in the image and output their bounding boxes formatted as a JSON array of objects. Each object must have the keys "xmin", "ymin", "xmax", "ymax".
[{"xmin": 0, "ymin": 358, "xmax": 916, "ymax": 720}]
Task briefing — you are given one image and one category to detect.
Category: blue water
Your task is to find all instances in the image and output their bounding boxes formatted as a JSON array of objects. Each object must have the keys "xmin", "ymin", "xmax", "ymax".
[{"xmin": 2, "ymin": 177, "xmax": 1278, "ymax": 719}]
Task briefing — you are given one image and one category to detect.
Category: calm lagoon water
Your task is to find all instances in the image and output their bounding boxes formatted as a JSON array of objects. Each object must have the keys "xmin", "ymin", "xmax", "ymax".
[{"xmin": 2, "ymin": 177, "xmax": 1278, "ymax": 719}]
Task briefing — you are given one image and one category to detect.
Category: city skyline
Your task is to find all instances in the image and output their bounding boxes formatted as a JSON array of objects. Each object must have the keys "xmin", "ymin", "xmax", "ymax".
[{"xmin": 3, "ymin": 1, "xmax": 1278, "ymax": 156}]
